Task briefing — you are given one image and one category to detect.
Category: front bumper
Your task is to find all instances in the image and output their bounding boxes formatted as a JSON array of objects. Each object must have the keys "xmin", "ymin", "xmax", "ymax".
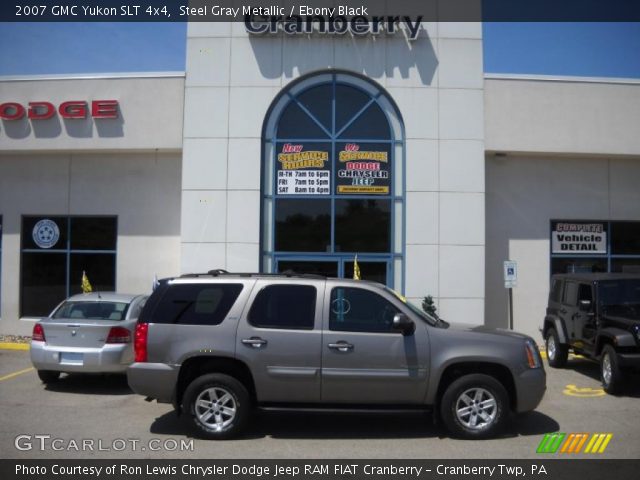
[
  {"xmin": 30, "ymin": 341, "xmax": 132, "ymax": 373},
  {"xmin": 514, "ymin": 367, "xmax": 547, "ymax": 413},
  {"xmin": 127, "ymin": 362, "xmax": 179, "ymax": 403}
]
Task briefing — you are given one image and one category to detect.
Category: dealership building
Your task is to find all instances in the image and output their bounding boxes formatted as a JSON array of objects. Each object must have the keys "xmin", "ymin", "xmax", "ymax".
[{"xmin": 1, "ymin": 21, "xmax": 640, "ymax": 341}]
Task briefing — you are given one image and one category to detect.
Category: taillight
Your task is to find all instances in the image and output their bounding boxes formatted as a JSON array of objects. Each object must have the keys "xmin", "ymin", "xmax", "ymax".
[
  {"xmin": 32, "ymin": 323, "xmax": 45, "ymax": 342},
  {"xmin": 134, "ymin": 323, "xmax": 148, "ymax": 362},
  {"xmin": 106, "ymin": 326, "xmax": 131, "ymax": 344}
]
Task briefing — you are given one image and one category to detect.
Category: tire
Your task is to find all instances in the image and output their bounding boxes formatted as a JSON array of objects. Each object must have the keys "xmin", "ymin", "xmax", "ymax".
[
  {"xmin": 440, "ymin": 373, "xmax": 510, "ymax": 439},
  {"xmin": 37, "ymin": 370, "xmax": 61, "ymax": 384},
  {"xmin": 601, "ymin": 344, "xmax": 625, "ymax": 395},
  {"xmin": 182, "ymin": 373, "xmax": 250, "ymax": 439},
  {"xmin": 545, "ymin": 327, "xmax": 569, "ymax": 368}
]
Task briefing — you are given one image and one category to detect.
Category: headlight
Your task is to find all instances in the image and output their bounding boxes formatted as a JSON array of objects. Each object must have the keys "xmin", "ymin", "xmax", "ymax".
[
  {"xmin": 525, "ymin": 339, "xmax": 542, "ymax": 369},
  {"xmin": 634, "ymin": 325, "xmax": 640, "ymax": 342}
]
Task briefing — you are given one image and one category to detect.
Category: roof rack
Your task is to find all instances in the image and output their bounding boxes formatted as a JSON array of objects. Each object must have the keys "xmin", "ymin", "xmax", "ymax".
[{"xmin": 179, "ymin": 269, "xmax": 327, "ymax": 280}]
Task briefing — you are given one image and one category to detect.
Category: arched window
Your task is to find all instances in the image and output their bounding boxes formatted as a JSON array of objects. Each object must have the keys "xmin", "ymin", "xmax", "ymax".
[{"xmin": 261, "ymin": 71, "xmax": 405, "ymax": 290}]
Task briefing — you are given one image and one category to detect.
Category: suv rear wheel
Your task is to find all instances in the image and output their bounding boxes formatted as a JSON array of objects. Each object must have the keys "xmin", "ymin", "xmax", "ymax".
[
  {"xmin": 440, "ymin": 374, "xmax": 509, "ymax": 439},
  {"xmin": 183, "ymin": 373, "xmax": 250, "ymax": 439},
  {"xmin": 601, "ymin": 344, "xmax": 624, "ymax": 395},
  {"xmin": 545, "ymin": 327, "xmax": 568, "ymax": 368}
]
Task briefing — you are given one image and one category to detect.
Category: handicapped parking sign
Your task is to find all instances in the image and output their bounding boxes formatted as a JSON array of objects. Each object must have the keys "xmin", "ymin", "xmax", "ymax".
[{"xmin": 504, "ymin": 261, "xmax": 517, "ymax": 288}]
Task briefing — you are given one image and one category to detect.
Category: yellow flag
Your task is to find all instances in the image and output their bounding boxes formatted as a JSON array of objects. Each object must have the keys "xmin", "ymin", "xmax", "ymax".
[
  {"xmin": 353, "ymin": 255, "xmax": 361, "ymax": 280},
  {"xmin": 81, "ymin": 271, "xmax": 93, "ymax": 293}
]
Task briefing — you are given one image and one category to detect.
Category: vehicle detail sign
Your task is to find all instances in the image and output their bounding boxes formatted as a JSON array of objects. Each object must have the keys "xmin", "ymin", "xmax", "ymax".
[
  {"xmin": 277, "ymin": 143, "xmax": 330, "ymax": 195},
  {"xmin": 552, "ymin": 222, "xmax": 607, "ymax": 254},
  {"xmin": 336, "ymin": 143, "xmax": 391, "ymax": 195}
]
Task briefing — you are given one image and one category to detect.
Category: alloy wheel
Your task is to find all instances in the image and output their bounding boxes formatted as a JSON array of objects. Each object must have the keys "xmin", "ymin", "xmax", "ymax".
[{"xmin": 455, "ymin": 388, "xmax": 498, "ymax": 430}]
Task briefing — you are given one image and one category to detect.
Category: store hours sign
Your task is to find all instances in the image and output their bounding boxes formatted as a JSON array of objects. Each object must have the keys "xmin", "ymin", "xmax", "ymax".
[
  {"xmin": 552, "ymin": 222, "xmax": 607, "ymax": 254},
  {"xmin": 277, "ymin": 143, "xmax": 330, "ymax": 195}
]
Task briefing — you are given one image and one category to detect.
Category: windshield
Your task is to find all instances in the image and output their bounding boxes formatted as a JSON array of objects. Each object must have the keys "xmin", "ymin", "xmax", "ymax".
[
  {"xmin": 597, "ymin": 280, "xmax": 640, "ymax": 312},
  {"xmin": 384, "ymin": 287, "xmax": 438, "ymax": 326},
  {"xmin": 52, "ymin": 301, "xmax": 130, "ymax": 321}
]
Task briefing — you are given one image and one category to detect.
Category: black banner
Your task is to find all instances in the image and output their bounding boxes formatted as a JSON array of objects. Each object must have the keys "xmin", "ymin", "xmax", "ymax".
[
  {"xmin": 2, "ymin": 0, "xmax": 640, "ymax": 22},
  {"xmin": 2, "ymin": 460, "xmax": 640, "ymax": 480}
]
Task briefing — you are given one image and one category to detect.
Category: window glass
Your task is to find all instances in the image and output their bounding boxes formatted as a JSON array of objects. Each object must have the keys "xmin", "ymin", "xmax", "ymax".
[
  {"xmin": 53, "ymin": 301, "xmax": 129, "ymax": 321},
  {"xmin": 611, "ymin": 222, "xmax": 640, "ymax": 255},
  {"xmin": 21, "ymin": 252, "xmax": 66, "ymax": 317},
  {"xmin": 297, "ymin": 84, "xmax": 333, "ymax": 132},
  {"xmin": 334, "ymin": 84, "xmax": 371, "ymax": 133},
  {"xmin": 248, "ymin": 285, "xmax": 316, "ymax": 329},
  {"xmin": 151, "ymin": 284, "xmax": 243, "ymax": 325},
  {"xmin": 335, "ymin": 199, "xmax": 391, "ymax": 253},
  {"xmin": 611, "ymin": 258, "xmax": 640, "ymax": 273},
  {"xmin": 70, "ymin": 217, "xmax": 117, "ymax": 250},
  {"xmin": 550, "ymin": 258, "xmax": 607, "ymax": 275},
  {"xmin": 20, "ymin": 216, "xmax": 118, "ymax": 317},
  {"xmin": 577, "ymin": 284, "xmax": 592, "ymax": 302},
  {"xmin": 69, "ymin": 253, "xmax": 116, "ymax": 296},
  {"xmin": 338, "ymin": 103, "xmax": 391, "ymax": 139},
  {"xmin": 563, "ymin": 282, "xmax": 579, "ymax": 306},
  {"xmin": 330, "ymin": 287, "xmax": 399, "ymax": 333},
  {"xmin": 277, "ymin": 102, "xmax": 328, "ymax": 139},
  {"xmin": 598, "ymin": 280, "xmax": 640, "ymax": 308},
  {"xmin": 277, "ymin": 261, "xmax": 338, "ymax": 277},
  {"xmin": 550, "ymin": 279, "xmax": 563, "ymax": 303},
  {"xmin": 275, "ymin": 199, "xmax": 331, "ymax": 252}
]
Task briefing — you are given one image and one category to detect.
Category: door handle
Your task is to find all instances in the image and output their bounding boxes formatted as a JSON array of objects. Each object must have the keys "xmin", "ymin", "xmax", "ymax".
[
  {"xmin": 242, "ymin": 337, "xmax": 267, "ymax": 348},
  {"xmin": 328, "ymin": 341, "xmax": 354, "ymax": 352},
  {"xmin": 560, "ymin": 308, "xmax": 567, "ymax": 314}
]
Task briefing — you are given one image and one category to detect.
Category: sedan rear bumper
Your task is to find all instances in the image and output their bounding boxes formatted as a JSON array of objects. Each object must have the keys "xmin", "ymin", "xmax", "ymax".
[{"xmin": 30, "ymin": 341, "xmax": 132, "ymax": 373}]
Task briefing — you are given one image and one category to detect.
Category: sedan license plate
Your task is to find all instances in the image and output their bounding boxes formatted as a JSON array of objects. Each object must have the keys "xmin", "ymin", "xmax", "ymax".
[{"xmin": 60, "ymin": 352, "xmax": 83, "ymax": 364}]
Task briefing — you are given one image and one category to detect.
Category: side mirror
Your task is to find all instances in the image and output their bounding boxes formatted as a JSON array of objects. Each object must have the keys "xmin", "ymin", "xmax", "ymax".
[
  {"xmin": 393, "ymin": 313, "xmax": 415, "ymax": 336},
  {"xmin": 579, "ymin": 299, "xmax": 592, "ymax": 312}
]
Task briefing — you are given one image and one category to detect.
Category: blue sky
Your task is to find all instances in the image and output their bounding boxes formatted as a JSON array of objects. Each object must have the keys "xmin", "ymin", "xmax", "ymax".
[{"xmin": 1, "ymin": 22, "xmax": 639, "ymax": 78}]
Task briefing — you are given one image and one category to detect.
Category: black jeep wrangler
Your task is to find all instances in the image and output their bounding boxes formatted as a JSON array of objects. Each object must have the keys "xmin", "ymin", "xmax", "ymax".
[{"xmin": 542, "ymin": 273, "xmax": 640, "ymax": 394}]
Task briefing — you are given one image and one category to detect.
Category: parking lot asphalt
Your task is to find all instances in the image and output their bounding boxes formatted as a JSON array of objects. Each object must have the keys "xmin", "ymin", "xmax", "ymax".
[{"xmin": 0, "ymin": 348, "xmax": 638, "ymax": 459}]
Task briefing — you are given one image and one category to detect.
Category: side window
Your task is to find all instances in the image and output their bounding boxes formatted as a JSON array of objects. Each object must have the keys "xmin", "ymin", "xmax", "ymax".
[
  {"xmin": 550, "ymin": 279, "xmax": 563, "ymax": 302},
  {"xmin": 248, "ymin": 285, "xmax": 316, "ymax": 330},
  {"xmin": 577, "ymin": 283, "xmax": 592, "ymax": 302},
  {"xmin": 563, "ymin": 282, "xmax": 579, "ymax": 306},
  {"xmin": 151, "ymin": 284, "xmax": 243, "ymax": 325},
  {"xmin": 330, "ymin": 287, "xmax": 399, "ymax": 333}
]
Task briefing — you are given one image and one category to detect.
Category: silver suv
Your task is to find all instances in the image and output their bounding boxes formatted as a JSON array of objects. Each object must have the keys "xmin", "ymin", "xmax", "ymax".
[{"xmin": 128, "ymin": 272, "xmax": 545, "ymax": 439}]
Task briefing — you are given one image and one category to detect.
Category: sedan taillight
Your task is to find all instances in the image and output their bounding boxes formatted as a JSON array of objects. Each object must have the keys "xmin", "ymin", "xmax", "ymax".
[
  {"xmin": 106, "ymin": 326, "xmax": 131, "ymax": 344},
  {"xmin": 32, "ymin": 323, "xmax": 45, "ymax": 342}
]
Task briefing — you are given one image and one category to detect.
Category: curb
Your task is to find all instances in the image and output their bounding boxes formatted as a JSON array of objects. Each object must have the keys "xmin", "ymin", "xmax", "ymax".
[{"xmin": 0, "ymin": 342, "xmax": 30, "ymax": 351}]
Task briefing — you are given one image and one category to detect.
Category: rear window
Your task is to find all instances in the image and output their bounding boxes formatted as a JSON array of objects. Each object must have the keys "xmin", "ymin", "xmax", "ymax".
[
  {"xmin": 149, "ymin": 284, "xmax": 243, "ymax": 325},
  {"xmin": 52, "ymin": 301, "xmax": 129, "ymax": 321}
]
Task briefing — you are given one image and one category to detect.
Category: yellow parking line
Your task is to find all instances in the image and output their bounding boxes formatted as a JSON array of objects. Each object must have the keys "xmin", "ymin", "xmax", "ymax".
[
  {"xmin": 0, "ymin": 367, "xmax": 34, "ymax": 382},
  {"xmin": 0, "ymin": 342, "xmax": 30, "ymax": 351}
]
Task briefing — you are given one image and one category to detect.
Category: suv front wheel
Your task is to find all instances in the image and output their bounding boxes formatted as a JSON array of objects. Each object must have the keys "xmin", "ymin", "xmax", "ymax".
[
  {"xmin": 545, "ymin": 327, "xmax": 568, "ymax": 368},
  {"xmin": 440, "ymin": 374, "xmax": 509, "ymax": 439},
  {"xmin": 183, "ymin": 373, "xmax": 250, "ymax": 439}
]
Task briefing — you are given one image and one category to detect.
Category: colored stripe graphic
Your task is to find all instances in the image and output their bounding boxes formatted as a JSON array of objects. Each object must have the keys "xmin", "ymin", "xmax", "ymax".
[
  {"xmin": 538, "ymin": 433, "xmax": 613, "ymax": 454},
  {"xmin": 584, "ymin": 433, "xmax": 613, "ymax": 454},
  {"xmin": 537, "ymin": 433, "xmax": 566, "ymax": 453}
]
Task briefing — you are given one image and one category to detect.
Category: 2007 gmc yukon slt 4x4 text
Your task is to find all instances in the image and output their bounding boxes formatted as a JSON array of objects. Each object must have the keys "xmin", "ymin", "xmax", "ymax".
[{"xmin": 128, "ymin": 272, "xmax": 546, "ymax": 439}]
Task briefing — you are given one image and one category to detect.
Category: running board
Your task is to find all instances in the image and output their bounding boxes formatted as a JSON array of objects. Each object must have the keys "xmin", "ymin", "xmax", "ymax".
[{"xmin": 257, "ymin": 405, "xmax": 432, "ymax": 415}]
